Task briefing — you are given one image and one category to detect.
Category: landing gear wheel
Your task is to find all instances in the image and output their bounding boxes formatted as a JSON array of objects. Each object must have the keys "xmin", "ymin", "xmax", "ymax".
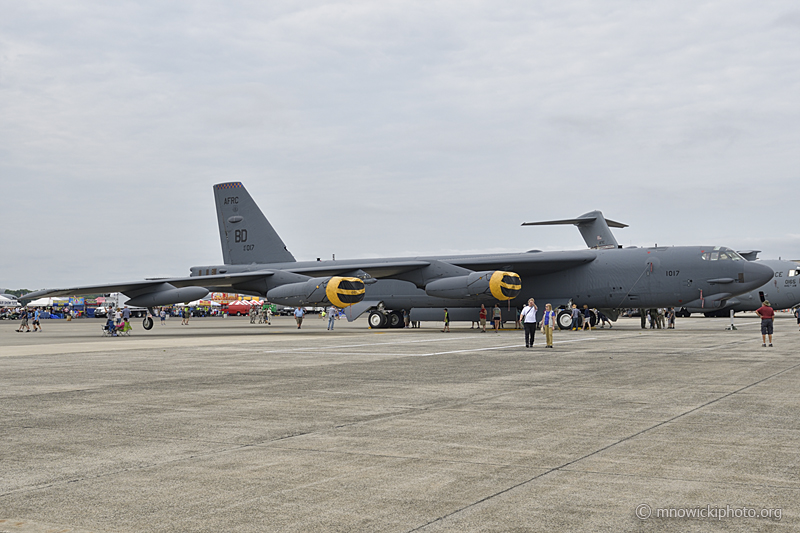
[
  {"xmin": 368, "ymin": 311, "xmax": 387, "ymax": 329},
  {"xmin": 143, "ymin": 316, "xmax": 154, "ymax": 330},
  {"xmin": 556, "ymin": 310, "xmax": 573, "ymax": 330},
  {"xmin": 389, "ymin": 311, "xmax": 404, "ymax": 328}
]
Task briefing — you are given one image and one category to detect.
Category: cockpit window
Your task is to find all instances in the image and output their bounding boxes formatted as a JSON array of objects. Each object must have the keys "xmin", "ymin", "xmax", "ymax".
[
  {"xmin": 700, "ymin": 247, "xmax": 743, "ymax": 261},
  {"xmin": 790, "ymin": 269, "xmax": 799, "ymax": 277}
]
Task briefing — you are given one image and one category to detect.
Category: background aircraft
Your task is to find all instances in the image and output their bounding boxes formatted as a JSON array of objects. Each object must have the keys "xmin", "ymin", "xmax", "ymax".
[
  {"xmin": 683, "ymin": 255, "xmax": 800, "ymax": 316},
  {"xmin": 0, "ymin": 292, "xmax": 20, "ymax": 307},
  {"xmin": 24, "ymin": 183, "xmax": 774, "ymax": 330}
]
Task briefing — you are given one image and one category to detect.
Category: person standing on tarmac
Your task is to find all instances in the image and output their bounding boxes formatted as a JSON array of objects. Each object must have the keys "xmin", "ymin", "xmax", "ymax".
[
  {"xmin": 541, "ymin": 303, "xmax": 556, "ymax": 348},
  {"xmin": 756, "ymin": 300, "xmax": 775, "ymax": 347},
  {"xmin": 17, "ymin": 308, "xmax": 31, "ymax": 332},
  {"xmin": 521, "ymin": 298, "xmax": 538, "ymax": 347},
  {"xmin": 492, "ymin": 304, "xmax": 502, "ymax": 332},
  {"xmin": 32, "ymin": 308, "xmax": 41, "ymax": 332},
  {"xmin": 657, "ymin": 308, "xmax": 666, "ymax": 329},
  {"xmin": 571, "ymin": 304, "xmax": 581, "ymax": 331},
  {"xmin": 441, "ymin": 308, "xmax": 450, "ymax": 332},
  {"xmin": 582, "ymin": 305, "xmax": 592, "ymax": 331},
  {"xmin": 479, "ymin": 304, "xmax": 487, "ymax": 333},
  {"xmin": 327, "ymin": 305, "xmax": 337, "ymax": 330},
  {"xmin": 294, "ymin": 306, "xmax": 305, "ymax": 329}
]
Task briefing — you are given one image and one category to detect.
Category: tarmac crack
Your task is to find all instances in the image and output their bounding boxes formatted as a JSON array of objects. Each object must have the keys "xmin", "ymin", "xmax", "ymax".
[{"xmin": 406, "ymin": 360, "xmax": 800, "ymax": 532}]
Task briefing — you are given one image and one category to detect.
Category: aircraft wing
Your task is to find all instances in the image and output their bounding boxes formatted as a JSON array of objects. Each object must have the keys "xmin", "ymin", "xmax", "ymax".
[
  {"xmin": 284, "ymin": 252, "xmax": 596, "ymax": 280},
  {"xmin": 448, "ymin": 250, "xmax": 597, "ymax": 275},
  {"xmin": 21, "ymin": 271, "xmax": 272, "ymax": 300},
  {"xmin": 286, "ymin": 260, "xmax": 432, "ymax": 279}
]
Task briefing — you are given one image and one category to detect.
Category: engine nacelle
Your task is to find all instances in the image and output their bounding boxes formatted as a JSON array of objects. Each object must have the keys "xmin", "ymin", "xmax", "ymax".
[
  {"xmin": 126, "ymin": 285, "xmax": 209, "ymax": 307},
  {"xmin": 425, "ymin": 271, "xmax": 522, "ymax": 301},
  {"xmin": 267, "ymin": 276, "xmax": 365, "ymax": 307}
]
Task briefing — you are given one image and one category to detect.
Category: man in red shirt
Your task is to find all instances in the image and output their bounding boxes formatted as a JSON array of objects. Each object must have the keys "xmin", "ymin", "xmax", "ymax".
[
  {"xmin": 478, "ymin": 305, "xmax": 487, "ymax": 332},
  {"xmin": 756, "ymin": 300, "xmax": 776, "ymax": 347}
]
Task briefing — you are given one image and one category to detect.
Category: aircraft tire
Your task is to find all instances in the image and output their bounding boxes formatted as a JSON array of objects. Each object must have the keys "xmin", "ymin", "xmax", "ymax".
[
  {"xmin": 556, "ymin": 310, "xmax": 573, "ymax": 330},
  {"xmin": 368, "ymin": 311, "xmax": 388, "ymax": 329},
  {"xmin": 143, "ymin": 316, "xmax": 154, "ymax": 330},
  {"xmin": 388, "ymin": 311, "xmax": 404, "ymax": 328}
]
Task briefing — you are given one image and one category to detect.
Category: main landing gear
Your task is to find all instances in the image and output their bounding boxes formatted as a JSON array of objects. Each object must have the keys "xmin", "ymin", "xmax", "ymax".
[
  {"xmin": 556, "ymin": 310, "xmax": 573, "ymax": 330},
  {"xmin": 368, "ymin": 310, "xmax": 405, "ymax": 329}
]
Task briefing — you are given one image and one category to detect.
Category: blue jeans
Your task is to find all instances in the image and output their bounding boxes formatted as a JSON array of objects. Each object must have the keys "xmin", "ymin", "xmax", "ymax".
[{"xmin": 328, "ymin": 315, "xmax": 336, "ymax": 330}]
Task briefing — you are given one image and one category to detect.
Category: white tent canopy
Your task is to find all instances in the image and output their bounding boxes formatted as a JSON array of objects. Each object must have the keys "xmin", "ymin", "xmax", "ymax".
[
  {"xmin": 27, "ymin": 297, "xmax": 69, "ymax": 307},
  {"xmin": 186, "ymin": 300, "xmax": 221, "ymax": 306}
]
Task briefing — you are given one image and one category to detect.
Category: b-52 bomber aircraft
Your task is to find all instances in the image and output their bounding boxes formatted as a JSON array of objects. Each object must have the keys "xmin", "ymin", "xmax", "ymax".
[
  {"xmin": 24, "ymin": 182, "xmax": 773, "ymax": 331},
  {"xmin": 683, "ymin": 253, "xmax": 800, "ymax": 317}
]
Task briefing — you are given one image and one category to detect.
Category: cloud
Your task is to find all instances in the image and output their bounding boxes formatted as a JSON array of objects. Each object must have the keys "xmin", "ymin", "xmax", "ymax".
[{"xmin": 1, "ymin": 0, "xmax": 799, "ymax": 288}]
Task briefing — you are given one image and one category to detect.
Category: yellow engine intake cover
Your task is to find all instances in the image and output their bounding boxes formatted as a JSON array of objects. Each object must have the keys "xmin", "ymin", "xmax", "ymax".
[
  {"xmin": 325, "ymin": 277, "xmax": 366, "ymax": 307},
  {"xmin": 489, "ymin": 271, "xmax": 522, "ymax": 301}
]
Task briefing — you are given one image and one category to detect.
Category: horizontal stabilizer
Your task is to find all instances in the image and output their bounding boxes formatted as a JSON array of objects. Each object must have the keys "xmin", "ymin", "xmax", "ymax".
[
  {"xmin": 522, "ymin": 210, "xmax": 626, "ymax": 249},
  {"xmin": 522, "ymin": 217, "xmax": 628, "ymax": 229}
]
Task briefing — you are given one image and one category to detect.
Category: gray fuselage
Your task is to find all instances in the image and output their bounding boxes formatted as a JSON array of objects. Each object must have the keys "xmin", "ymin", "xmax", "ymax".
[{"xmin": 190, "ymin": 245, "xmax": 773, "ymax": 318}]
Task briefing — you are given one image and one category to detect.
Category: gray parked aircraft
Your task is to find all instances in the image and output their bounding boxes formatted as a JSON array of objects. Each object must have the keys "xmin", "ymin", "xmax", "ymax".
[
  {"xmin": 23, "ymin": 182, "xmax": 774, "ymax": 330},
  {"xmin": 684, "ymin": 254, "xmax": 800, "ymax": 316}
]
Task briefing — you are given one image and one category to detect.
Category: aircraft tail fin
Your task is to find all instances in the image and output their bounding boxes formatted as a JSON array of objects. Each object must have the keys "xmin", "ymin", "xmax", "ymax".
[
  {"xmin": 213, "ymin": 182, "xmax": 296, "ymax": 265},
  {"xmin": 522, "ymin": 210, "xmax": 626, "ymax": 249}
]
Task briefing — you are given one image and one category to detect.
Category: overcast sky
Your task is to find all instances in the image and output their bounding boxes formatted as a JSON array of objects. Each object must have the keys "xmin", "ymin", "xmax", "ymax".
[{"xmin": 2, "ymin": 1, "xmax": 799, "ymax": 289}]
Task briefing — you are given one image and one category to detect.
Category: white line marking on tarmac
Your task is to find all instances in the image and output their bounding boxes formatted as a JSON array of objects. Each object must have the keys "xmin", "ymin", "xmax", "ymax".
[
  {"xmin": 262, "ymin": 326, "xmax": 747, "ymax": 359},
  {"xmin": 265, "ymin": 337, "xmax": 597, "ymax": 357},
  {"xmin": 414, "ymin": 344, "xmax": 524, "ymax": 356},
  {"xmin": 262, "ymin": 335, "xmax": 490, "ymax": 353}
]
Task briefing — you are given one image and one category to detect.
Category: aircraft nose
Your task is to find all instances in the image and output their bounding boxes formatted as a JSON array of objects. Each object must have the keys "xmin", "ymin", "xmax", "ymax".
[{"xmin": 742, "ymin": 261, "xmax": 774, "ymax": 289}]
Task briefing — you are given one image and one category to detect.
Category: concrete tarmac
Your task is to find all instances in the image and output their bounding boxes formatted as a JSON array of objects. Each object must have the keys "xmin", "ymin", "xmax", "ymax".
[{"xmin": 1, "ymin": 314, "xmax": 798, "ymax": 532}]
